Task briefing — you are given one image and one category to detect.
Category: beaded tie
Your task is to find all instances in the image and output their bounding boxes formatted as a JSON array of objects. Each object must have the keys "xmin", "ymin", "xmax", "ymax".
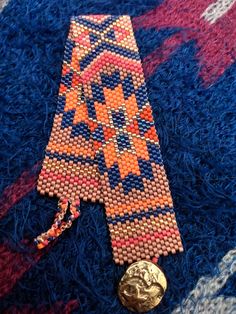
[{"xmin": 35, "ymin": 15, "xmax": 183, "ymax": 265}]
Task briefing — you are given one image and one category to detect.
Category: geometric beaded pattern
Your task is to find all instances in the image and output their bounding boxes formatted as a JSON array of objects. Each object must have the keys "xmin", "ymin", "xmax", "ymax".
[{"xmin": 37, "ymin": 15, "xmax": 183, "ymax": 265}]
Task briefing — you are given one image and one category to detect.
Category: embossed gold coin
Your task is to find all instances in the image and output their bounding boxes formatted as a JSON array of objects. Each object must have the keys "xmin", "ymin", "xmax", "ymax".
[{"xmin": 118, "ymin": 260, "xmax": 167, "ymax": 313}]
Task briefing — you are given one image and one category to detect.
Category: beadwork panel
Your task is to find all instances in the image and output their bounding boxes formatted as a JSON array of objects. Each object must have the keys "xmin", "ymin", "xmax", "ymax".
[{"xmin": 38, "ymin": 15, "xmax": 183, "ymax": 264}]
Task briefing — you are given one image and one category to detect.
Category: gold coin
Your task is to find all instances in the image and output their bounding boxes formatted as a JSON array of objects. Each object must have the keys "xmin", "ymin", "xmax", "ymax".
[{"xmin": 118, "ymin": 260, "xmax": 167, "ymax": 313}]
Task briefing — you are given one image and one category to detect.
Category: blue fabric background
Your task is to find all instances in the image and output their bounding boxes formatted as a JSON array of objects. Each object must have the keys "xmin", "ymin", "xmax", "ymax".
[{"xmin": 0, "ymin": 0, "xmax": 235, "ymax": 313}]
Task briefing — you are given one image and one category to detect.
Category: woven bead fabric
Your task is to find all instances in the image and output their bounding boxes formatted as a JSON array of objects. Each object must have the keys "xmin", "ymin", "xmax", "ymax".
[{"xmin": 37, "ymin": 15, "xmax": 183, "ymax": 265}]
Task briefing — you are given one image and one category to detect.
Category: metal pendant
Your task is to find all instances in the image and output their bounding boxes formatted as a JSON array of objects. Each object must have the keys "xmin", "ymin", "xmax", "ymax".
[{"xmin": 118, "ymin": 260, "xmax": 167, "ymax": 312}]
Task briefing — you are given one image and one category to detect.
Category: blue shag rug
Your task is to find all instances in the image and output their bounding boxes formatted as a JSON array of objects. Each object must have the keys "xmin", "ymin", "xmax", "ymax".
[{"xmin": 0, "ymin": 0, "xmax": 236, "ymax": 313}]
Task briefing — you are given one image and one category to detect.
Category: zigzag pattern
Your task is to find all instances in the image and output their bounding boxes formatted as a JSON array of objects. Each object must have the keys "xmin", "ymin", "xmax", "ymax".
[{"xmin": 37, "ymin": 15, "xmax": 183, "ymax": 264}]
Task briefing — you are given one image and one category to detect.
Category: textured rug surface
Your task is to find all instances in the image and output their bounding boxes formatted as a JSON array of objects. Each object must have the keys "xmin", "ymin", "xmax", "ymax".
[{"xmin": 0, "ymin": 0, "xmax": 236, "ymax": 313}]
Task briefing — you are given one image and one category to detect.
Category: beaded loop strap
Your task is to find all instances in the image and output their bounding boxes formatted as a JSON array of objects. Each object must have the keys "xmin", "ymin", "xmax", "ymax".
[{"xmin": 36, "ymin": 15, "xmax": 183, "ymax": 264}]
